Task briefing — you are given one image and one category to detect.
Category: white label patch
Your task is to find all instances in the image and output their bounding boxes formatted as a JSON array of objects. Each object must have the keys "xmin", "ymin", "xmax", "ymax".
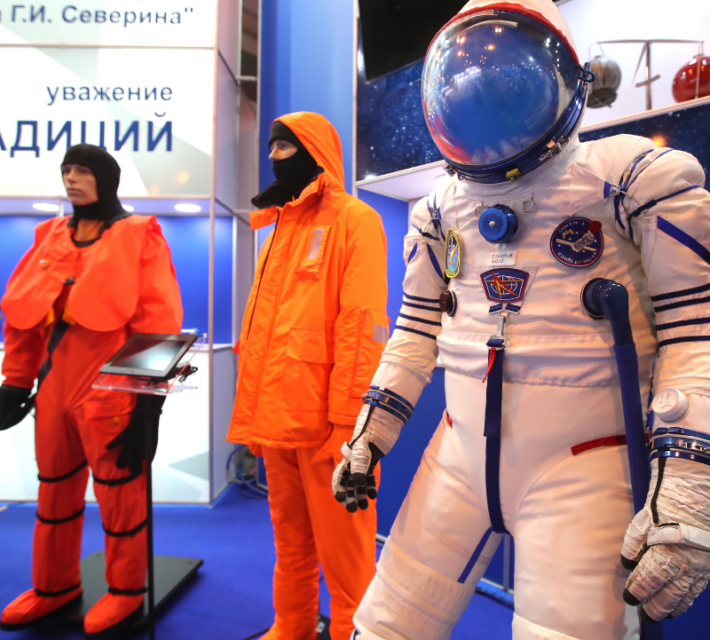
[
  {"xmin": 308, "ymin": 228, "xmax": 324, "ymax": 260},
  {"xmin": 487, "ymin": 251, "xmax": 516, "ymax": 266},
  {"xmin": 373, "ymin": 323, "xmax": 388, "ymax": 344}
]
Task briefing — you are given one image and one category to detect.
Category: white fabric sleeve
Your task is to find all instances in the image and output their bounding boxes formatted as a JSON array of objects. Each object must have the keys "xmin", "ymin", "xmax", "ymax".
[
  {"xmin": 373, "ymin": 192, "xmax": 448, "ymax": 408},
  {"xmin": 621, "ymin": 144, "xmax": 710, "ymax": 435}
]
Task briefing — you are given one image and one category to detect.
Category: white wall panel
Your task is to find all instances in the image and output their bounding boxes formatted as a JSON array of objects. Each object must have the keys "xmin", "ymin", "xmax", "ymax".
[{"xmin": 559, "ymin": 0, "xmax": 710, "ymax": 127}]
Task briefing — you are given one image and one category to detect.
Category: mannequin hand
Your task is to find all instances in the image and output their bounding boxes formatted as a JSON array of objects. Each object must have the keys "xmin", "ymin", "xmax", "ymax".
[
  {"xmin": 0, "ymin": 385, "xmax": 33, "ymax": 431},
  {"xmin": 332, "ymin": 402, "xmax": 403, "ymax": 512},
  {"xmin": 106, "ymin": 394, "xmax": 166, "ymax": 475},
  {"xmin": 621, "ymin": 457, "xmax": 710, "ymax": 621}
]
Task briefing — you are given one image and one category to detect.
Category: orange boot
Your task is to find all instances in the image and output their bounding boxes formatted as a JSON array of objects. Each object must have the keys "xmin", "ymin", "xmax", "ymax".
[
  {"xmin": 0, "ymin": 586, "xmax": 82, "ymax": 630},
  {"xmin": 84, "ymin": 592, "xmax": 144, "ymax": 636}
]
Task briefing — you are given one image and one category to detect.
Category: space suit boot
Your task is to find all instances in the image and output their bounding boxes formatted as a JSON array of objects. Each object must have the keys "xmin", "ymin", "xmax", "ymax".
[
  {"xmin": 83, "ymin": 592, "xmax": 144, "ymax": 637},
  {"xmin": 0, "ymin": 585, "xmax": 82, "ymax": 630}
]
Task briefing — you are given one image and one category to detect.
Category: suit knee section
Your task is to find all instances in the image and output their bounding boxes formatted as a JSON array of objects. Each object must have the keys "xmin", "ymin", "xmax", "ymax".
[{"xmin": 354, "ymin": 538, "xmax": 475, "ymax": 640}]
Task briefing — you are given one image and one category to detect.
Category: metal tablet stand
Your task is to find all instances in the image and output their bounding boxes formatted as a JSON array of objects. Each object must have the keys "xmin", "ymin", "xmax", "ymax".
[{"xmin": 92, "ymin": 364, "xmax": 198, "ymax": 640}]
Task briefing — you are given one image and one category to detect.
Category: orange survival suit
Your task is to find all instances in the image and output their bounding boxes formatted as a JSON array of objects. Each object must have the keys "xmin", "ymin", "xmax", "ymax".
[
  {"xmin": 0, "ymin": 212, "xmax": 182, "ymax": 633},
  {"xmin": 227, "ymin": 112, "xmax": 388, "ymax": 640}
]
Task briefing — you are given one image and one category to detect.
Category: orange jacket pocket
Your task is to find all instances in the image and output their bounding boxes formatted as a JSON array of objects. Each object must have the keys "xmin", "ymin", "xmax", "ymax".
[{"xmin": 280, "ymin": 327, "xmax": 334, "ymax": 412}]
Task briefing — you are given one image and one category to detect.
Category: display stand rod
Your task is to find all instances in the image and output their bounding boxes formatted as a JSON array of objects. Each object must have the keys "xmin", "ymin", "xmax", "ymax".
[{"xmin": 145, "ymin": 411, "xmax": 156, "ymax": 640}]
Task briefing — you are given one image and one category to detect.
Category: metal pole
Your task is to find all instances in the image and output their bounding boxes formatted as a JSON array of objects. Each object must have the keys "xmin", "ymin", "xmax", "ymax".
[
  {"xmin": 502, "ymin": 534, "xmax": 511, "ymax": 593},
  {"xmin": 645, "ymin": 43, "xmax": 652, "ymax": 111},
  {"xmin": 696, "ymin": 43, "xmax": 703, "ymax": 100},
  {"xmin": 145, "ymin": 416, "xmax": 156, "ymax": 640}
]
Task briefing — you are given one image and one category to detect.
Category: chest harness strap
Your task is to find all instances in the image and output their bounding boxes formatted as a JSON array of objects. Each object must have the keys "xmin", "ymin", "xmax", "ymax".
[{"xmin": 482, "ymin": 313, "xmax": 509, "ymax": 535}]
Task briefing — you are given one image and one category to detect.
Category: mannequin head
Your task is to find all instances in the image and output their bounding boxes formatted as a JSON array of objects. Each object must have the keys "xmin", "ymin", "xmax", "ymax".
[
  {"xmin": 61, "ymin": 144, "xmax": 124, "ymax": 220},
  {"xmin": 62, "ymin": 164, "xmax": 98, "ymax": 206},
  {"xmin": 251, "ymin": 120, "xmax": 322, "ymax": 208}
]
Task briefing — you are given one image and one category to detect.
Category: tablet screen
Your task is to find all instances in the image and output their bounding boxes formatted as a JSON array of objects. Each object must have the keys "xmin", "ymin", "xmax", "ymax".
[
  {"xmin": 99, "ymin": 333, "xmax": 197, "ymax": 378},
  {"xmin": 111, "ymin": 339, "xmax": 184, "ymax": 373}
]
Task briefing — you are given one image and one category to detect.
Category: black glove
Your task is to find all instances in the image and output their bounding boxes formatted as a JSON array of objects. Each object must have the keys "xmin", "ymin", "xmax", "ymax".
[
  {"xmin": 0, "ymin": 385, "xmax": 33, "ymax": 431},
  {"xmin": 106, "ymin": 394, "xmax": 166, "ymax": 475},
  {"xmin": 334, "ymin": 444, "xmax": 383, "ymax": 512}
]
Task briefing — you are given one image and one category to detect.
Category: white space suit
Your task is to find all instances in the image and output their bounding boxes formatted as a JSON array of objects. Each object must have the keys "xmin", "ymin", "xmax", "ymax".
[{"xmin": 333, "ymin": 2, "xmax": 710, "ymax": 639}]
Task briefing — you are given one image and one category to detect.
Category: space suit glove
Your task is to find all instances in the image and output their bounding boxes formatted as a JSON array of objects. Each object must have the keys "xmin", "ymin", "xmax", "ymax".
[
  {"xmin": 621, "ymin": 456, "xmax": 710, "ymax": 621},
  {"xmin": 332, "ymin": 387, "xmax": 412, "ymax": 512},
  {"xmin": 0, "ymin": 385, "xmax": 33, "ymax": 431},
  {"xmin": 106, "ymin": 394, "xmax": 166, "ymax": 475}
]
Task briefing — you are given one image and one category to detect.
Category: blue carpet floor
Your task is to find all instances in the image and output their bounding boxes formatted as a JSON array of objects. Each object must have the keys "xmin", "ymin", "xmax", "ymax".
[
  {"xmin": 5, "ymin": 485, "xmax": 710, "ymax": 639},
  {"xmin": 0, "ymin": 486, "xmax": 514, "ymax": 639}
]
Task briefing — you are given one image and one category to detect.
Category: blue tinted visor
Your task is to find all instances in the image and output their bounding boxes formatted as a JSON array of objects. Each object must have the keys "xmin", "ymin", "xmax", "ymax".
[{"xmin": 422, "ymin": 11, "xmax": 579, "ymax": 170}]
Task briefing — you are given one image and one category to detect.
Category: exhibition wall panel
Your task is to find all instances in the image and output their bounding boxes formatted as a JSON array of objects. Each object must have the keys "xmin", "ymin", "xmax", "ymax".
[
  {"xmin": 357, "ymin": 189, "xmax": 409, "ymax": 337},
  {"xmin": 258, "ymin": 0, "xmax": 356, "ymax": 194},
  {"xmin": 559, "ymin": 0, "xmax": 710, "ymax": 128},
  {"xmin": 158, "ymin": 215, "xmax": 234, "ymax": 345}
]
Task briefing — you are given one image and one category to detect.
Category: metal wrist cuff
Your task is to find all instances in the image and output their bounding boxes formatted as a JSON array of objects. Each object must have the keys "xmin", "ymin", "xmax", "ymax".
[
  {"xmin": 652, "ymin": 426, "xmax": 710, "ymax": 443},
  {"xmin": 650, "ymin": 449, "xmax": 710, "ymax": 467},
  {"xmin": 363, "ymin": 386, "xmax": 414, "ymax": 422},
  {"xmin": 651, "ymin": 435, "xmax": 710, "ymax": 458}
]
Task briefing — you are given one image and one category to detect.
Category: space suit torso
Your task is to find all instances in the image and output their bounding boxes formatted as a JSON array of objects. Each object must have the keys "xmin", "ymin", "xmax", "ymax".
[{"xmin": 388, "ymin": 131, "xmax": 710, "ymax": 427}]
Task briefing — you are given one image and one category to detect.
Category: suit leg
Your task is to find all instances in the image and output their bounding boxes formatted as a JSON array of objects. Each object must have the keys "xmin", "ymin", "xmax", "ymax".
[
  {"xmin": 354, "ymin": 415, "xmax": 501, "ymax": 640},
  {"xmin": 263, "ymin": 446, "xmax": 320, "ymax": 640}
]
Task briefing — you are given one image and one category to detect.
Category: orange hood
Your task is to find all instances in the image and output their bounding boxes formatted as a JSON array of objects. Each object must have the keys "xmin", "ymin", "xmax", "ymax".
[
  {"xmin": 275, "ymin": 112, "xmax": 346, "ymax": 193},
  {"xmin": 250, "ymin": 112, "xmax": 347, "ymax": 231}
]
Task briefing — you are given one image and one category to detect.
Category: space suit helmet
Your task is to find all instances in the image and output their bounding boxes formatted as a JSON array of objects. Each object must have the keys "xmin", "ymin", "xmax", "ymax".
[{"xmin": 422, "ymin": 0, "xmax": 594, "ymax": 184}]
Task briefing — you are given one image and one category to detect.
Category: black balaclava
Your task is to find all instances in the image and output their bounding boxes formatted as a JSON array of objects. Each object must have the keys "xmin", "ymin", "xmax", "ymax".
[
  {"xmin": 251, "ymin": 121, "xmax": 323, "ymax": 209},
  {"xmin": 61, "ymin": 144, "xmax": 125, "ymax": 220}
]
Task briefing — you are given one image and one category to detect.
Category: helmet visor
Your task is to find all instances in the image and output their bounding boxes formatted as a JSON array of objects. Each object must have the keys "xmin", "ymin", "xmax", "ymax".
[{"xmin": 422, "ymin": 11, "xmax": 579, "ymax": 170}]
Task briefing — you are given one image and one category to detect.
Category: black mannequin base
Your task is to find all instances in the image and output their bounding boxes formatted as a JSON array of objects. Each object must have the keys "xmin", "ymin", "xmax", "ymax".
[{"xmin": 61, "ymin": 551, "xmax": 203, "ymax": 626}]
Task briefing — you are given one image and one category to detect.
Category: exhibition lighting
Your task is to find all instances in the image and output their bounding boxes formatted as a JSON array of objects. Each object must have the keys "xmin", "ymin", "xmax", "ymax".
[
  {"xmin": 174, "ymin": 203, "xmax": 202, "ymax": 213},
  {"xmin": 123, "ymin": 204, "xmax": 135, "ymax": 212},
  {"xmin": 33, "ymin": 203, "xmax": 59, "ymax": 212}
]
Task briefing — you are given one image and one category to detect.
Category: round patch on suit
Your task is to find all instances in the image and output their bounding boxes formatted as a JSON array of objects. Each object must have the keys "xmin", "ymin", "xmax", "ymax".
[{"xmin": 550, "ymin": 217, "xmax": 604, "ymax": 268}]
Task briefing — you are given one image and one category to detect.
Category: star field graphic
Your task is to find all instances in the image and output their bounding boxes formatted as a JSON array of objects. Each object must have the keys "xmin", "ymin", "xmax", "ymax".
[
  {"xmin": 357, "ymin": 34, "xmax": 710, "ymax": 181},
  {"xmin": 357, "ymin": 56, "xmax": 442, "ymax": 181}
]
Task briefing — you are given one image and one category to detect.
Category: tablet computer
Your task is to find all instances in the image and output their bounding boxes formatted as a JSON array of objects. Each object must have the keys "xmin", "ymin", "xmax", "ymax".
[{"xmin": 99, "ymin": 333, "xmax": 198, "ymax": 379}]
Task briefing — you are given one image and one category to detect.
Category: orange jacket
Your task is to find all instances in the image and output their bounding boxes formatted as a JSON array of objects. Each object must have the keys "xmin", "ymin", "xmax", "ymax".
[
  {"xmin": 1, "ymin": 215, "xmax": 183, "ymax": 388},
  {"xmin": 227, "ymin": 112, "xmax": 388, "ymax": 450}
]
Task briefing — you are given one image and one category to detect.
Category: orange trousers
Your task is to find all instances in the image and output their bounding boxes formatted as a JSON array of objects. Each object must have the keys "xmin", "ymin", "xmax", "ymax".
[
  {"xmin": 262, "ymin": 446, "xmax": 377, "ymax": 640},
  {"xmin": 29, "ymin": 321, "xmax": 146, "ymax": 598}
]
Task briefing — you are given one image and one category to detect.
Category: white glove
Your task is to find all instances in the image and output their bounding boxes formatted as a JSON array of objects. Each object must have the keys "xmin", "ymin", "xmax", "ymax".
[
  {"xmin": 332, "ymin": 401, "xmax": 404, "ymax": 512},
  {"xmin": 621, "ymin": 456, "xmax": 710, "ymax": 621}
]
